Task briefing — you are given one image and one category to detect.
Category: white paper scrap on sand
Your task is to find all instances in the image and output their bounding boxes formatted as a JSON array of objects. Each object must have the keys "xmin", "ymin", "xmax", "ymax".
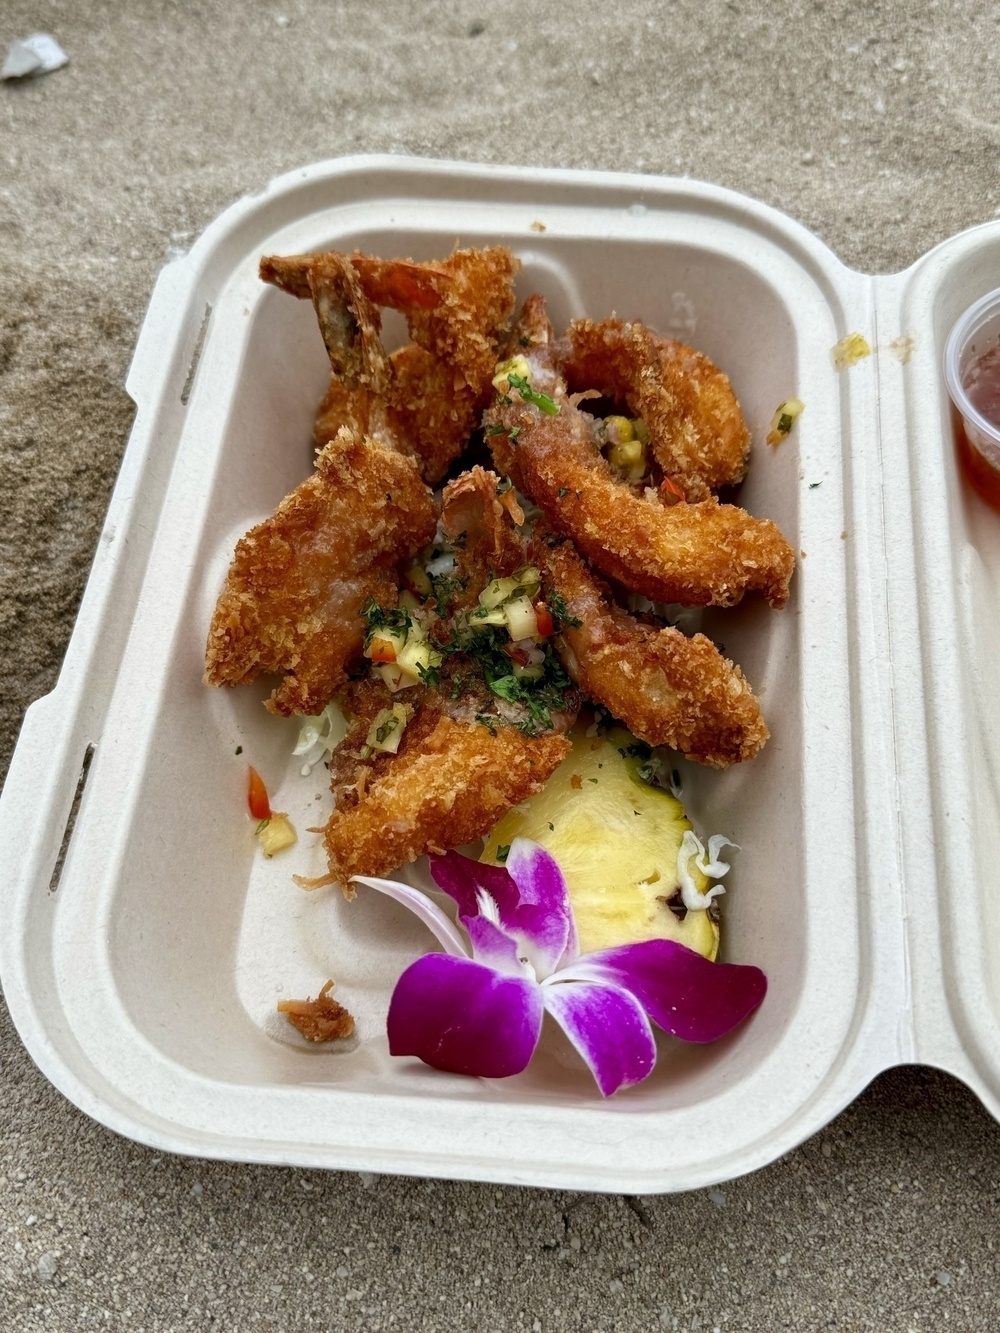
[{"xmin": 2, "ymin": 33, "xmax": 69, "ymax": 81}]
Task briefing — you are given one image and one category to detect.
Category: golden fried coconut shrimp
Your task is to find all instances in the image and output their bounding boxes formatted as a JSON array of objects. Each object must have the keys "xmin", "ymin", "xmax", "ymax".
[
  {"xmin": 261, "ymin": 247, "xmax": 519, "ymax": 484},
  {"xmin": 485, "ymin": 342, "xmax": 795, "ymax": 609},
  {"xmin": 358, "ymin": 247, "xmax": 519, "ymax": 388},
  {"xmin": 440, "ymin": 466, "xmax": 526, "ymax": 608},
  {"xmin": 561, "ymin": 318, "xmax": 750, "ymax": 501},
  {"xmin": 204, "ymin": 428, "xmax": 436, "ymax": 716},
  {"xmin": 533, "ymin": 536, "xmax": 769, "ymax": 766},
  {"xmin": 322, "ymin": 711, "xmax": 571, "ymax": 890}
]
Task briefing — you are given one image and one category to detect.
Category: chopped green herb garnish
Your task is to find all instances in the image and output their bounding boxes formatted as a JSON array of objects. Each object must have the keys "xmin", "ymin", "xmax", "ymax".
[
  {"xmin": 557, "ymin": 487, "xmax": 570, "ymax": 498},
  {"xmin": 546, "ymin": 589, "xmax": 582, "ymax": 629},
  {"xmin": 506, "ymin": 371, "xmax": 560, "ymax": 416},
  {"xmin": 416, "ymin": 661, "xmax": 441, "ymax": 689},
  {"xmin": 235, "ymin": 745, "xmax": 243, "ymax": 755},
  {"xmin": 486, "ymin": 424, "xmax": 507, "ymax": 437},
  {"xmin": 508, "ymin": 426, "xmax": 521, "ymax": 441},
  {"xmin": 809, "ymin": 481, "xmax": 822, "ymax": 489},
  {"xmin": 588, "ymin": 777, "xmax": 599, "ymax": 784},
  {"xmin": 518, "ymin": 336, "xmax": 531, "ymax": 347},
  {"xmin": 361, "ymin": 598, "xmax": 411, "ymax": 642},
  {"xmin": 548, "ymin": 822, "xmax": 555, "ymax": 831},
  {"xmin": 375, "ymin": 716, "xmax": 399, "ymax": 744},
  {"xmin": 475, "ymin": 713, "xmax": 499, "ymax": 735},
  {"xmin": 496, "ymin": 476, "xmax": 513, "ymax": 496},
  {"xmin": 429, "ymin": 571, "xmax": 467, "ymax": 617},
  {"xmin": 255, "ymin": 818, "xmax": 270, "ymax": 835},
  {"xmin": 495, "ymin": 843, "xmax": 511, "ymax": 863},
  {"xmin": 489, "ymin": 674, "xmax": 522, "ymax": 703}
]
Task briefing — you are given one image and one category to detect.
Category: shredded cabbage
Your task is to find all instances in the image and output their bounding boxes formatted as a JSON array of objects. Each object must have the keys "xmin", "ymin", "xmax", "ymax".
[
  {"xmin": 293, "ymin": 703, "xmax": 348, "ymax": 776},
  {"xmin": 677, "ymin": 830, "xmax": 739, "ymax": 911}
]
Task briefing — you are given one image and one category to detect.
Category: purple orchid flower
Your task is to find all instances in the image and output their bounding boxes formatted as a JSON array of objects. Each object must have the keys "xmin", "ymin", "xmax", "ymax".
[{"xmin": 353, "ymin": 838, "xmax": 766, "ymax": 1097}]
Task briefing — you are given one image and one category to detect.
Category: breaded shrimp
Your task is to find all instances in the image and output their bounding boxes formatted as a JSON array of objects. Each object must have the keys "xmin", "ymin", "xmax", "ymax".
[
  {"xmin": 360, "ymin": 247, "xmax": 519, "ymax": 389},
  {"xmin": 261, "ymin": 247, "xmax": 519, "ymax": 483},
  {"xmin": 533, "ymin": 536, "xmax": 769, "ymax": 766},
  {"xmin": 440, "ymin": 466, "xmax": 526, "ymax": 608},
  {"xmin": 204, "ymin": 428, "xmax": 436, "ymax": 716},
  {"xmin": 322, "ymin": 710, "xmax": 571, "ymax": 889},
  {"xmin": 561, "ymin": 318, "xmax": 750, "ymax": 501},
  {"xmin": 485, "ymin": 342, "xmax": 795, "ymax": 609}
]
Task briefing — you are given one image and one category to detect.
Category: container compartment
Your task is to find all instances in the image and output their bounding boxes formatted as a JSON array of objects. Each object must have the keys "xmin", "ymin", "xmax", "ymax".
[{"xmin": 882, "ymin": 225, "xmax": 1000, "ymax": 1111}]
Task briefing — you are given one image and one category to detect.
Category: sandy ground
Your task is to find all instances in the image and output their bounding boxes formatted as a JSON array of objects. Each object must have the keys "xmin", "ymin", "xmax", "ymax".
[{"xmin": 3, "ymin": 1, "xmax": 1000, "ymax": 1329}]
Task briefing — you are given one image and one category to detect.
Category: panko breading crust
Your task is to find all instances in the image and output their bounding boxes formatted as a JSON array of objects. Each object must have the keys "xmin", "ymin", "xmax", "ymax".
[
  {"xmin": 534, "ymin": 536, "xmax": 769, "ymax": 767},
  {"xmin": 204, "ymin": 428, "xmax": 436, "ymax": 715}
]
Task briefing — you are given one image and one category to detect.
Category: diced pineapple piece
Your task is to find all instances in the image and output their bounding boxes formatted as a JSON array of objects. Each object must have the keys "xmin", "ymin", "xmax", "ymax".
[
  {"xmin": 479, "ymin": 576, "xmax": 521, "ymax": 610},
  {"xmin": 364, "ymin": 703, "xmax": 412, "ymax": 754},
  {"xmin": 503, "ymin": 595, "xmax": 539, "ymax": 641},
  {"xmin": 376, "ymin": 663, "xmax": 418, "ymax": 693},
  {"xmin": 492, "ymin": 354, "xmax": 532, "ymax": 391},
  {"xmin": 395, "ymin": 635, "xmax": 442, "ymax": 681},
  {"xmin": 608, "ymin": 437, "xmax": 645, "ymax": 469},
  {"xmin": 256, "ymin": 812, "xmax": 297, "ymax": 858}
]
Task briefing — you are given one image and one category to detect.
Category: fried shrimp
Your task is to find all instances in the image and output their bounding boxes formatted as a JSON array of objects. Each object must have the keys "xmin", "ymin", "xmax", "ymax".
[
  {"xmin": 204, "ymin": 427, "xmax": 436, "ymax": 716},
  {"xmin": 485, "ymin": 338, "xmax": 795, "ymax": 609},
  {"xmin": 261, "ymin": 246, "xmax": 519, "ymax": 484},
  {"xmin": 533, "ymin": 536, "xmax": 768, "ymax": 766},
  {"xmin": 560, "ymin": 318, "xmax": 750, "ymax": 501},
  {"xmin": 440, "ymin": 466, "xmax": 526, "ymax": 608},
  {"xmin": 321, "ymin": 707, "xmax": 571, "ymax": 890}
]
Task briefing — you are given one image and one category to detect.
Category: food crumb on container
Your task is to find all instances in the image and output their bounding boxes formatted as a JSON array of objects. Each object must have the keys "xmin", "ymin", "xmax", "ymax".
[
  {"xmin": 831, "ymin": 332, "xmax": 871, "ymax": 370},
  {"xmin": 277, "ymin": 981, "xmax": 355, "ymax": 1042}
]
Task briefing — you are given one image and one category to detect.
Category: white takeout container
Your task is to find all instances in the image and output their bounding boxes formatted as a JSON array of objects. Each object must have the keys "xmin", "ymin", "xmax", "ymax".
[{"xmin": 3, "ymin": 156, "xmax": 1000, "ymax": 1194}]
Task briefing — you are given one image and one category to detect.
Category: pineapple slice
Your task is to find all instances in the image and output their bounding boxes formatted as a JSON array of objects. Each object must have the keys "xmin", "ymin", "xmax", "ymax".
[{"xmin": 481, "ymin": 730, "xmax": 720, "ymax": 960}]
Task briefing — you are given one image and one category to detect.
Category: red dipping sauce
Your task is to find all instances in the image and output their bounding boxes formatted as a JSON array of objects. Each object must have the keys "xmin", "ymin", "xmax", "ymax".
[
  {"xmin": 964, "ymin": 344, "xmax": 1000, "ymax": 428},
  {"xmin": 945, "ymin": 292, "xmax": 1000, "ymax": 512},
  {"xmin": 957, "ymin": 343, "xmax": 1000, "ymax": 511}
]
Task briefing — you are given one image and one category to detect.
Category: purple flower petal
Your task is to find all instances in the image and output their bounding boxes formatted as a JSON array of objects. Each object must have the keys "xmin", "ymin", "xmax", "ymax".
[
  {"xmin": 352, "ymin": 875, "xmax": 469, "ymax": 958},
  {"xmin": 387, "ymin": 954, "xmax": 543, "ymax": 1079},
  {"xmin": 430, "ymin": 846, "xmax": 573, "ymax": 976},
  {"xmin": 541, "ymin": 979, "xmax": 657, "ymax": 1096},
  {"xmin": 464, "ymin": 913, "xmax": 525, "ymax": 977},
  {"xmin": 429, "ymin": 852, "xmax": 522, "ymax": 923},
  {"xmin": 503, "ymin": 838, "xmax": 576, "ymax": 970},
  {"xmin": 505, "ymin": 838, "xmax": 573, "ymax": 921},
  {"xmin": 558, "ymin": 939, "xmax": 766, "ymax": 1043}
]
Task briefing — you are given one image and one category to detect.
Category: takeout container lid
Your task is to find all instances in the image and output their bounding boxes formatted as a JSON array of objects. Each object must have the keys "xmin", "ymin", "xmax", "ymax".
[{"xmin": 3, "ymin": 155, "xmax": 1000, "ymax": 1193}]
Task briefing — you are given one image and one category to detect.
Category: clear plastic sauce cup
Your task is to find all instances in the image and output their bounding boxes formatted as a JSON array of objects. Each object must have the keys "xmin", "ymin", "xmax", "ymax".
[{"xmin": 945, "ymin": 287, "xmax": 1000, "ymax": 511}]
